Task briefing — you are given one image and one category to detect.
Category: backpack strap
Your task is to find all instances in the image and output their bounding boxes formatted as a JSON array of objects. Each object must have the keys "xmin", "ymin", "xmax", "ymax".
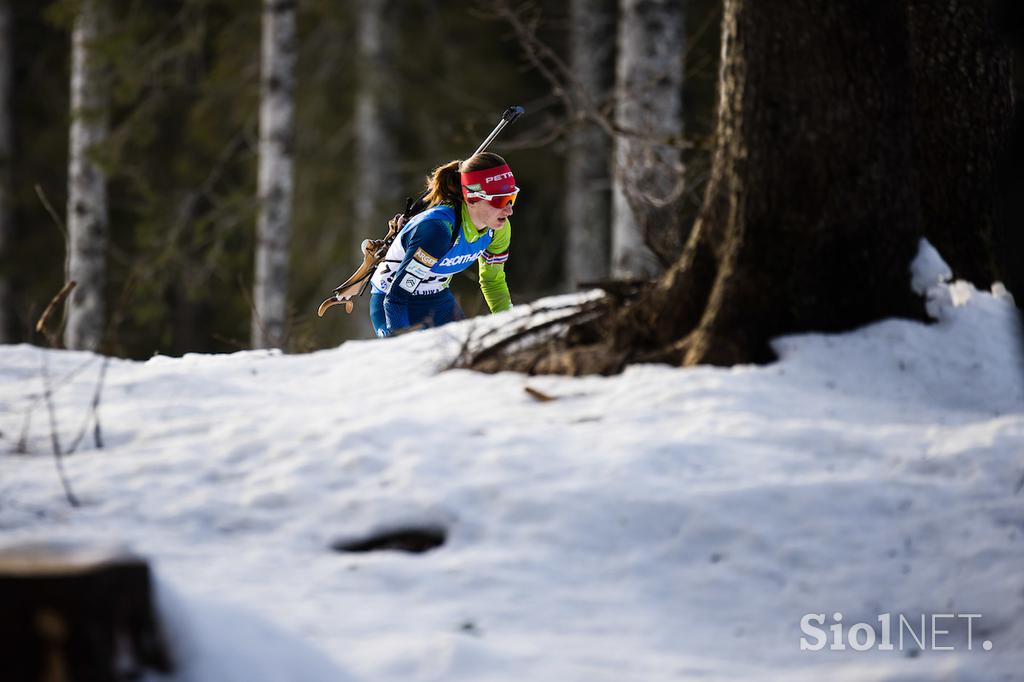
[{"xmin": 394, "ymin": 203, "xmax": 464, "ymax": 253}]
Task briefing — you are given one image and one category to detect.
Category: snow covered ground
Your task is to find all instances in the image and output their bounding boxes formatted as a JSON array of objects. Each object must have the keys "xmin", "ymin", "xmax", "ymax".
[{"xmin": 1, "ymin": 244, "xmax": 1023, "ymax": 681}]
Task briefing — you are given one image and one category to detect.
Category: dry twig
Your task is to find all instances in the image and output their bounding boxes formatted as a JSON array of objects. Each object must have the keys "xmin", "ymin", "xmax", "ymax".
[
  {"xmin": 524, "ymin": 386, "xmax": 556, "ymax": 402},
  {"xmin": 35, "ymin": 281, "xmax": 77, "ymax": 346},
  {"xmin": 66, "ymin": 358, "xmax": 110, "ymax": 455},
  {"xmin": 39, "ymin": 351, "xmax": 80, "ymax": 508}
]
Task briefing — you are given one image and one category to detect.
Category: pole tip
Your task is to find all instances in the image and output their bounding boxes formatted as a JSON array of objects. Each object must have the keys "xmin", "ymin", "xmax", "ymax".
[{"xmin": 503, "ymin": 105, "xmax": 525, "ymax": 122}]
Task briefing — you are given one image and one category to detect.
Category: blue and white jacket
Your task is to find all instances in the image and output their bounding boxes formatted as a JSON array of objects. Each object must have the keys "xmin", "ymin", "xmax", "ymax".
[{"xmin": 369, "ymin": 204, "xmax": 511, "ymax": 329}]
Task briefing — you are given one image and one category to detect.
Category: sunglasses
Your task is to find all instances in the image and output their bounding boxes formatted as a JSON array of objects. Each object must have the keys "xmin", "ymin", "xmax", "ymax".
[{"xmin": 465, "ymin": 187, "xmax": 519, "ymax": 209}]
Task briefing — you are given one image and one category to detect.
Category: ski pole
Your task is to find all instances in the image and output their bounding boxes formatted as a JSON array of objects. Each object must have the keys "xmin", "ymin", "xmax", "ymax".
[
  {"xmin": 404, "ymin": 105, "xmax": 525, "ymax": 218},
  {"xmin": 473, "ymin": 105, "xmax": 525, "ymax": 156}
]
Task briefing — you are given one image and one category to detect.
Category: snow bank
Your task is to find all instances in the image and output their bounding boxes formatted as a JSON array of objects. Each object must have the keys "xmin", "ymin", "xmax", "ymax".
[
  {"xmin": 1, "ymin": 241, "xmax": 1021, "ymax": 681},
  {"xmin": 150, "ymin": 575, "xmax": 353, "ymax": 682}
]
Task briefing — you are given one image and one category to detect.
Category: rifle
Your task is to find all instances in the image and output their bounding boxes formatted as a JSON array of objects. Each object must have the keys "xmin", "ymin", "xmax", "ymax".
[{"xmin": 316, "ymin": 105, "xmax": 525, "ymax": 317}]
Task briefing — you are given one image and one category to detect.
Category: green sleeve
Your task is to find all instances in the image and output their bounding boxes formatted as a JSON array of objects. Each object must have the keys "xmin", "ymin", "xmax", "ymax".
[{"xmin": 479, "ymin": 222, "xmax": 512, "ymax": 313}]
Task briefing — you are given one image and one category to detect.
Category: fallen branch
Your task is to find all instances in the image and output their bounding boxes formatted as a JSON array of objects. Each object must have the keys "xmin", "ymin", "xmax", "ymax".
[
  {"xmin": 523, "ymin": 386, "xmax": 556, "ymax": 402},
  {"xmin": 469, "ymin": 298, "xmax": 611, "ymax": 349},
  {"xmin": 459, "ymin": 299, "xmax": 608, "ymax": 369}
]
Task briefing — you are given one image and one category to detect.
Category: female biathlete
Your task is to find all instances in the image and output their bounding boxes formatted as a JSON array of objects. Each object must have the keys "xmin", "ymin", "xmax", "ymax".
[{"xmin": 368, "ymin": 152, "xmax": 517, "ymax": 337}]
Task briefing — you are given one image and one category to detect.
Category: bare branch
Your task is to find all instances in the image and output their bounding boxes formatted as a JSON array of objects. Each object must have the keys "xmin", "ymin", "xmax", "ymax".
[
  {"xmin": 13, "ymin": 356, "xmax": 102, "ymax": 455},
  {"xmin": 39, "ymin": 351, "xmax": 80, "ymax": 507},
  {"xmin": 34, "ymin": 185, "xmax": 74, "ymax": 333},
  {"xmin": 490, "ymin": 0, "xmax": 700, "ymax": 151},
  {"xmin": 35, "ymin": 280, "xmax": 77, "ymax": 347},
  {"xmin": 34, "ymin": 183, "xmax": 67, "ymax": 243},
  {"xmin": 66, "ymin": 357, "xmax": 109, "ymax": 455}
]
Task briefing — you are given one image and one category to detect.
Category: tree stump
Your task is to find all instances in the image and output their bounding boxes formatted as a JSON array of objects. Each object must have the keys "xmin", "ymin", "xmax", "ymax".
[{"xmin": 0, "ymin": 542, "xmax": 173, "ymax": 682}]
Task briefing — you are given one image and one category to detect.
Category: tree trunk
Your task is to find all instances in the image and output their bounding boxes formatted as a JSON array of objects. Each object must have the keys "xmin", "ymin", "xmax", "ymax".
[
  {"xmin": 0, "ymin": 0, "xmax": 12, "ymax": 343},
  {"xmin": 64, "ymin": 0, "xmax": 109, "ymax": 352},
  {"xmin": 354, "ymin": 0, "xmax": 398, "ymax": 234},
  {"xmin": 659, "ymin": 0, "xmax": 925, "ymax": 367},
  {"xmin": 252, "ymin": 0, "xmax": 297, "ymax": 349},
  {"xmin": 474, "ymin": 0, "xmax": 929, "ymax": 375},
  {"xmin": 0, "ymin": 542, "xmax": 173, "ymax": 681},
  {"xmin": 907, "ymin": 0, "xmax": 1015, "ymax": 293},
  {"xmin": 564, "ymin": 0, "xmax": 615, "ymax": 288},
  {"xmin": 995, "ymin": 0, "xmax": 1024, "ymax": 302},
  {"xmin": 611, "ymin": 0, "xmax": 685, "ymax": 278}
]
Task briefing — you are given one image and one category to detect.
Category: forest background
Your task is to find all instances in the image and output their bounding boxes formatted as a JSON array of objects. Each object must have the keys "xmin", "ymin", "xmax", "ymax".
[{"xmin": 1, "ymin": 0, "xmax": 727, "ymax": 358}]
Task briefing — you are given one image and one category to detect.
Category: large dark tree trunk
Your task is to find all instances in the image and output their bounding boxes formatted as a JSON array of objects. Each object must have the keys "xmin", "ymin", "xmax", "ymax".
[
  {"xmin": 0, "ymin": 0, "xmax": 12, "ymax": 344},
  {"xmin": 473, "ymin": 0, "xmax": 928, "ymax": 375},
  {"xmin": 907, "ymin": 0, "xmax": 1016, "ymax": 294},
  {"xmin": 657, "ymin": 0, "xmax": 926, "ymax": 367},
  {"xmin": 992, "ymin": 0, "xmax": 1024, "ymax": 302}
]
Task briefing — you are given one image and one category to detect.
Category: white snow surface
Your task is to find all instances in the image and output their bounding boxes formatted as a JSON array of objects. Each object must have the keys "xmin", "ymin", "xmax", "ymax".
[{"xmin": 2, "ymin": 250, "xmax": 1023, "ymax": 681}]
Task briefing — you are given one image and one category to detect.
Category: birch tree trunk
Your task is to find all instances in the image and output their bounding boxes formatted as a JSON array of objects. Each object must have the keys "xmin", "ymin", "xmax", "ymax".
[
  {"xmin": 0, "ymin": 0, "xmax": 12, "ymax": 343},
  {"xmin": 252, "ymin": 0, "xmax": 297, "ymax": 349},
  {"xmin": 64, "ymin": 0, "xmax": 110, "ymax": 351},
  {"xmin": 611, "ymin": 0, "xmax": 685, "ymax": 279},
  {"xmin": 354, "ymin": 0, "xmax": 397, "ymax": 232},
  {"xmin": 564, "ymin": 0, "xmax": 614, "ymax": 287}
]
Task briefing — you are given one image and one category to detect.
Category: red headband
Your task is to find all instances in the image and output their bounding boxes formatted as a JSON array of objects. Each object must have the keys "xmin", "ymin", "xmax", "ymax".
[{"xmin": 461, "ymin": 164, "xmax": 516, "ymax": 201}]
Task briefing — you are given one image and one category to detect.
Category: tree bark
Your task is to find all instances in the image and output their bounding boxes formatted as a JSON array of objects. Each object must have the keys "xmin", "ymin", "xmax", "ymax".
[
  {"xmin": 662, "ymin": 0, "xmax": 924, "ymax": 366},
  {"xmin": 64, "ymin": 0, "xmax": 110, "ymax": 352},
  {"xmin": 252, "ymin": 0, "xmax": 297, "ymax": 349},
  {"xmin": 994, "ymin": 0, "xmax": 1024, "ymax": 302},
  {"xmin": 0, "ymin": 543, "xmax": 173, "ymax": 681},
  {"xmin": 474, "ymin": 0, "xmax": 929, "ymax": 375},
  {"xmin": 0, "ymin": 0, "xmax": 12, "ymax": 343},
  {"xmin": 611, "ymin": 0, "xmax": 685, "ymax": 278},
  {"xmin": 564, "ymin": 0, "xmax": 615, "ymax": 288},
  {"xmin": 354, "ymin": 0, "xmax": 398, "ymax": 234},
  {"xmin": 907, "ymin": 0, "xmax": 1015, "ymax": 294}
]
